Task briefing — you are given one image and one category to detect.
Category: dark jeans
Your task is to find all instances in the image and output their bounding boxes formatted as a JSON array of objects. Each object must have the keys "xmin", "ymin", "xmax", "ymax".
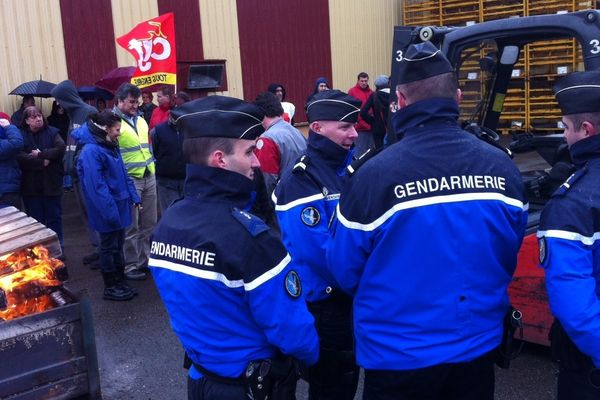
[
  {"xmin": 23, "ymin": 195, "xmax": 64, "ymax": 248},
  {"xmin": 307, "ymin": 293, "xmax": 359, "ymax": 400},
  {"xmin": 558, "ymin": 367, "xmax": 600, "ymax": 400},
  {"xmin": 363, "ymin": 351, "xmax": 496, "ymax": 400},
  {"xmin": 99, "ymin": 230, "xmax": 125, "ymax": 274},
  {"xmin": 187, "ymin": 376, "xmax": 246, "ymax": 400}
]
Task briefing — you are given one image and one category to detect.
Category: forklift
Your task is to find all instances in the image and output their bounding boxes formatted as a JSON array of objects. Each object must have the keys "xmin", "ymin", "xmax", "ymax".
[{"xmin": 389, "ymin": 9, "xmax": 600, "ymax": 345}]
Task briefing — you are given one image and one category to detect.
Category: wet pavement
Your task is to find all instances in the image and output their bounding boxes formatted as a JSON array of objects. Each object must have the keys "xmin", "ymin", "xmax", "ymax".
[{"xmin": 60, "ymin": 133, "xmax": 562, "ymax": 399}]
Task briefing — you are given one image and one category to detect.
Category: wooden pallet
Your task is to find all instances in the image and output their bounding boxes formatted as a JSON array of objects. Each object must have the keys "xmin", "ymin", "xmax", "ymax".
[{"xmin": 0, "ymin": 207, "xmax": 61, "ymax": 258}]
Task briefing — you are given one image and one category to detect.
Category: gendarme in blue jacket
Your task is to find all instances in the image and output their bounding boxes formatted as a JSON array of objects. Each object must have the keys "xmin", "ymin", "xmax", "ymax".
[
  {"xmin": 327, "ymin": 97, "xmax": 528, "ymax": 370},
  {"xmin": 0, "ymin": 124, "xmax": 23, "ymax": 196},
  {"xmin": 76, "ymin": 122, "xmax": 140, "ymax": 233},
  {"xmin": 538, "ymin": 133, "xmax": 600, "ymax": 368},
  {"xmin": 273, "ymin": 132, "xmax": 353, "ymax": 302},
  {"xmin": 149, "ymin": 164, "xmax": 319, "ymax": 380}
]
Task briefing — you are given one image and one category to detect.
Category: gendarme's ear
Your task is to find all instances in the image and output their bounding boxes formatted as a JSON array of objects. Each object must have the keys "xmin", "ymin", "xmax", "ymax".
[
  {"xmin": 309, "ymin": 121, "xmax": 321, "ymax": 133},
  {"xmin": 208, "ymin": 150, "xmax": 226, "ymax": 169},
  {"xmin": 456, "ymin": 88, "xmax": 463, "ymax": 104},
  {"xmin": 582, "ymin": 120, "xmax": 598, "ymax": 137},
  {"xmin": 397, "ymin": 91, "xmax": 408, "ymax": 109}
]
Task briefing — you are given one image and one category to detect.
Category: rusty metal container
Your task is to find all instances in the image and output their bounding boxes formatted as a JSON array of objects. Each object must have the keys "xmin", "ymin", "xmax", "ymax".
[{"xmin": 0, "ymin": 206, "xmax": 101, "ymax": 399}]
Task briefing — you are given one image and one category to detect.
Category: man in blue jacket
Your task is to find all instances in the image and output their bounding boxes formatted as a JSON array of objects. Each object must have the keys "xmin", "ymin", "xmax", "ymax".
[
  {"xmin": 149, "ymin": 96, "xmax": 319, "ymax": 400},
  {"xmin": 539, "ymin": 70, "xmax": 600, "ymax": 399},
  {"xmin": 327, "ymin": 42, "xmax": 528, "ymax": 400},
  {"xmin": 273, "ymin": 89, "xmax": 361, "ymax": 400},
  {"xmin": 0, "ymin": 117, "xmax": 24, "ymax": 209}
]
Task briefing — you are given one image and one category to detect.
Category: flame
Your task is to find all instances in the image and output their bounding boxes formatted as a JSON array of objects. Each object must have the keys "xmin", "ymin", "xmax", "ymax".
[{"xmin": 0, "ymin": 245, "xmax": 65, "ymax": 321}]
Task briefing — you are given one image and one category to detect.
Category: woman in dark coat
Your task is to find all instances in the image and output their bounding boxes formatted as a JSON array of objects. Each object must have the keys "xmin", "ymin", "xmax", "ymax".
[{"xmin": 17, "ymin": 106, "xmax": 66, "ymax": 254}]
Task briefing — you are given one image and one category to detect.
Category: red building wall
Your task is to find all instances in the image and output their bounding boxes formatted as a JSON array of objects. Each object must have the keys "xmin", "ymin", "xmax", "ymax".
[
  {"xmin": 158, "ymin": 0, "xmax": 204, "ymax": 61},
  {"xmin": 59, "ymin": 0, "xmax": 118, "ymax": 86},
  {"xmin": 236, "ymin": 0, "xmax": 332, "ymax": 122}
]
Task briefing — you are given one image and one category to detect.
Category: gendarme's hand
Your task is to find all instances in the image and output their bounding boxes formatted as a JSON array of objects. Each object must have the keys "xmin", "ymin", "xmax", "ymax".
[{"xmin": 0, "ymin": 118, "xmax": 10, "ymax": 128}]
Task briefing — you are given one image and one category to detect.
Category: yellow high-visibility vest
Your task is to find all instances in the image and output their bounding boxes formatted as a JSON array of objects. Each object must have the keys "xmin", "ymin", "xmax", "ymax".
[{"xmin": 118, "ymin": 116, "xmax": 155, "ymax": 179}]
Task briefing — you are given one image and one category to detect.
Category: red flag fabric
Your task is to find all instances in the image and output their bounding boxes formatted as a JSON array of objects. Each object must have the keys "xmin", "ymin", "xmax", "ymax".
[{"xmin": 116, "ymin": 13, "xmax": 176, "ymax": 89}]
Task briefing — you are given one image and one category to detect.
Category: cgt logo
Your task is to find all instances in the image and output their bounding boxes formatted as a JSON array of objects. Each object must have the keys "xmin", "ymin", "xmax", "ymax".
[{"xmin": 126, "ymin": 21, "xmax": 172, "ymax": 73}]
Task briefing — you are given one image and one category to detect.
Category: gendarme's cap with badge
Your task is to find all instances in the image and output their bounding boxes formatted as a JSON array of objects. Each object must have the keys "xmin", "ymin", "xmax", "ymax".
[
  {"xmin": 397, "ymin": 41, "xmax": 454, "ymax": 84},
  {"xmin": 306, "ymin": 89, "xmax": 361, "ymax": 123},
  {"xmin": 171, "ymin": 95, "xmax": 265, "ymax": 140},
  {"xmin": 554, "ymin": 70, "xmax": 600, "ymax": 115}
]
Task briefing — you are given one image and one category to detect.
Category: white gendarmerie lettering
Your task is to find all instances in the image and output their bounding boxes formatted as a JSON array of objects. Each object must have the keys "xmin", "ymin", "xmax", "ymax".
[
  {"xmin": 150, "ymin": 241, "xmax": 216, "ymax": 267},
  {"xmin": 394, "ymin": 175, "xmax": 506, "ymax": 199}
]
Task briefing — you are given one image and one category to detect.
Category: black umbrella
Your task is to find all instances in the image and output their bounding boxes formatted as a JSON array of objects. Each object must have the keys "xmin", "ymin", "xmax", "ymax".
[
  {"xmin": 77, "ymin": 86, "xmax": 115, "ymax": 101},
  {"xmin": 9, "ymin": 79, "xmax": 57, "ymax": 98}
]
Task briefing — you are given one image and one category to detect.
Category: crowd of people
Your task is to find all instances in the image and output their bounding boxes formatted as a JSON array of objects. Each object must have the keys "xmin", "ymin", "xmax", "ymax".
[{"xmin": 1, "ymin": 48, "xmax": 598, "ymax": 400}]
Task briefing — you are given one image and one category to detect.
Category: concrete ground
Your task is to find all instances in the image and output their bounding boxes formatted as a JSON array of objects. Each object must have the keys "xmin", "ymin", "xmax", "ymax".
[{"xmin": 60, "ymin": 133, "xmax": 559, "ymax": 399}]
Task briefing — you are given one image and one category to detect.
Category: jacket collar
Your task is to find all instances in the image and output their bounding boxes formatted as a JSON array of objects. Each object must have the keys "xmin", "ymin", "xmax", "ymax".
[
  {"xmin": 184, "ymin": 164, "xmax": 254, "ymax": 208},
  {"xmin": 307, "ymin": 131, "xmax": 353, "ymax": 173},
  {"xmin": 392, "ymin": 97, "xmax": 460, "ymax": 139},
  {"xmin": 570, "ymin": 134, "xmax": 600, "ymax": 167}
]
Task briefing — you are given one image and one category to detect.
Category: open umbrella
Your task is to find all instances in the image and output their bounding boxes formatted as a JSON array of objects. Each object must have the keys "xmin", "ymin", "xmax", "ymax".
[
  {"xmin": 94, "ymin": 67, "xmax": 136, "ymax": 94},
  {"xmin": 77, "ymin": 86, "xmax": 114, "ymax": 101},
  {"xmin": 9, "ymin": 79, "xmax": 57, "ymax": 98}
]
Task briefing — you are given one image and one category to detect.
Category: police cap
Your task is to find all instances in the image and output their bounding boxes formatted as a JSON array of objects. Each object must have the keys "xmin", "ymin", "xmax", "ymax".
[
  {"xmin": 171, "ymin": 95, "xmax": 265, "ymax": 140},
  {"xmin": 306, "ymin": 90, "xmax": 361, "ymax": 123},
  {"xmin": 397, "ymin": 41, "xmax": 454, "ymax": 85},
  {"xmin": 554, "ymin": 70, "xmax": 600, "ymax": 115}
]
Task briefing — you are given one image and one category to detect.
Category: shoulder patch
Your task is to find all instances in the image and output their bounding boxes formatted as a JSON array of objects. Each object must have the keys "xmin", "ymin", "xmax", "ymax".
[
  {"xmin": 538, "ymin": 237, "xmax": 547, "ymax": 264},
  {"xmin": 284, "ymin": 270, "xmax": 302, "ymax": 298},
  {"xmin": 231, "ymin": 208, "xmax": 269, "ymax": 237},
  {"xmin": 301, "ymin": 206, "xmax": 321, "ymax": 226}
]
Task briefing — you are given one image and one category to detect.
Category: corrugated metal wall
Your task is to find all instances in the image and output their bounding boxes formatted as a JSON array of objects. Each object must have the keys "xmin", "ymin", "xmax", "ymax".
[
  {"xmin": 111, "ymin": 0, "xmax": 160, "ymax": 67},
  {"xmin": 329, "ymin": 0, "xmax": 402, "ymax": 93},
  {"xmin": 60, "ymin": 0, "xmax": 118, "ymax": 86},
  {"xmin": 199, "ymin": 0, "xmax": 243, "ymax": 97},
  {"xmin": 0, "ymin": 0, "xmax": 403, "ymax": 116},
  {"xmin": 0, "ymin": 0, "xmax": 68, "ymax": 116},
  {"xmin": 158, "ymin": 0, "xmax": 204, "ymax": 61},
  {"xmin": 236, "ymin": 0, "xmax": 332, "ymax": 122}
]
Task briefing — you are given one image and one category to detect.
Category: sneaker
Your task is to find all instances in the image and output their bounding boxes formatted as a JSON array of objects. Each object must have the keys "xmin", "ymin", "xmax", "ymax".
[
  {"xmin": 83, "ymin": 252, "xmax": 100, "ymax": 265},
  {"xmin": 118, "ymin": 282, "xmax": 138, "ymax": 296},
  {"xmin": 103, "ymin": 285, "xmax": 135, "ymax": 301},
  {"xmin": 125, "ymin": 270, "xmax": 147, "ymax": 281}
]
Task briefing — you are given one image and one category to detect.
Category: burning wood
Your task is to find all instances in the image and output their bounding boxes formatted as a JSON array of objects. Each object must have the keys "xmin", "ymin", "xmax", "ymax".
[{"xmin": 0, "ymin": 245, "xmax": 68, "ymax": 321}]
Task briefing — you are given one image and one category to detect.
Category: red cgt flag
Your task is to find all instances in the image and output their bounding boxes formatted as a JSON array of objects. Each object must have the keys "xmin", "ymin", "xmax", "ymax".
[{"xmin": 116, "ymin": 13, "xmax": 176, "ymax": 89}]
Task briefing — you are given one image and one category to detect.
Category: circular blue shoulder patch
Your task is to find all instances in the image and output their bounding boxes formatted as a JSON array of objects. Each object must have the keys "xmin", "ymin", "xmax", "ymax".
[
  {"xmin": 284, "ymin": 270, "xmax": 302, "ymax": 299},
  {"xmin": 300, "ymin": 206, "xmax": 320, "ymax": 227}
]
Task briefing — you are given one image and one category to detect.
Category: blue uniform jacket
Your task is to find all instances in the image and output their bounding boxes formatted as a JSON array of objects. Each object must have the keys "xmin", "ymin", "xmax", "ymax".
[
  {"xmin": 538, "ymin": 134, "xmax": 600, "ymax": 368},
  {"xmin": 76, "ymin": 122, "xmax": 140, "ymax": 233},
  {"xmin": 273, "ymin": 132, "xmax": 353, "ymax": 302},
  {"xmin": 327, "ymin": 98, "xmax": 528, "ymax": 370},
  {"xmin": 0, "ymin": 124, "xmax": 23, "ymax": 196},
  {"xmin": 149, "ymin": 165, "xmax": 319, "ymax": 379}
]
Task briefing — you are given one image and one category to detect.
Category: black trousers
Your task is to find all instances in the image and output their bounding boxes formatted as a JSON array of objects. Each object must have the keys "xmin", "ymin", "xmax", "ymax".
[
  {"xmin": 187, "ymin": 376, "xmax": 246, "ymax": 400},
  {"xmin": 363, "ymin": 351, "xmax": 495, "ymax": 400},
  {"xmin": 558, "ymin": 367, "xmax": 600, "ymax": 400},
  {"xmin": 307, "ymin": 294, "xmax": 359, "ymax": 400}
]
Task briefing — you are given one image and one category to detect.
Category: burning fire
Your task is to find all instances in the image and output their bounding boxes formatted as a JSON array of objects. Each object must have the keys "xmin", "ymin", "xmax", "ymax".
[{"xmin": 0, "ymin": 245, "xmax": 65, "ymax": 321}]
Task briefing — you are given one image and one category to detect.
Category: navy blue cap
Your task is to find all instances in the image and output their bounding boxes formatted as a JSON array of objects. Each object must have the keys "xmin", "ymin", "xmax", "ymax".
[
  {"xmin": 554, "ymin": 71, "xmax": 600, "ymax": 115},
  {"xmin": 397, "ymin": 41, "xmax": 454, "ymax": 84},
  {"xmin": 306, "ymin": 90, "xmax": 361, "ymax": 123},
  {"xmin": 171, "ymin": 95, "xmax": 265, "ymax": 140}
]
